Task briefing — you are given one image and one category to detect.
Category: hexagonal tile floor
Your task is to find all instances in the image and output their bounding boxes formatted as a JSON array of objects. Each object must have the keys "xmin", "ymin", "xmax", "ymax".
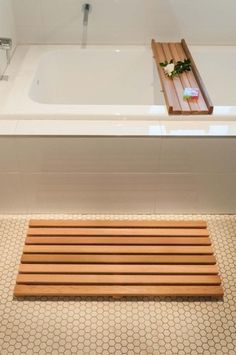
[{"xmin": 0, "ymin": 214, "xmax": 235, "ymax": 355}]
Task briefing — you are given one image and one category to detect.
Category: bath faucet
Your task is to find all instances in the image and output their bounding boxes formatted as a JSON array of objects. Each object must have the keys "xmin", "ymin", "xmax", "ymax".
[
  {"xmin": 83, "ymin": 3, "xmax": 91, "ymax": 26},
  {"xmin": 0, "ymin": 37, "xmax": 12, "ymax": 64}
]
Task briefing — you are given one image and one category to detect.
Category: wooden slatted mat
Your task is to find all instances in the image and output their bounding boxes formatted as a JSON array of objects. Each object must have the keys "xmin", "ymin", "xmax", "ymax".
[
  {"xmin": 14, "ymin": 220, "xmax": 223, "ymax": 298},
  {"xmin": 152, "ymin": 39, "xmax": 213, "ymax": 115}
]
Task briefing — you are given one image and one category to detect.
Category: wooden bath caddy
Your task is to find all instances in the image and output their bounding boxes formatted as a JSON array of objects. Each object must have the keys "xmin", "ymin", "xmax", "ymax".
[
  {"xmin": 14, "ymin": 219, "xmax": 223, "ymax": 298},
  {"xmin": 152, "ymin": 39, "xmax": 213, "ymax": 115}
]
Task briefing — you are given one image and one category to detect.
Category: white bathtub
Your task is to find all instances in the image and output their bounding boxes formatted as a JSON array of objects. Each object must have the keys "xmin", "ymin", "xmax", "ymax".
[
  {"xmin": 29, "ymin": 45, "xmax": 236, "ymax": 108},
  {"xmin": 1, "ymin": 45, "xmax": 236, "ymax": 214},
  {"xmin": 1, "ymin": 44, "xmax": 236, "ymax": 125},
  {"xmin": 29, "ymin": 47, "xmax": 162, "ymax": 106}
]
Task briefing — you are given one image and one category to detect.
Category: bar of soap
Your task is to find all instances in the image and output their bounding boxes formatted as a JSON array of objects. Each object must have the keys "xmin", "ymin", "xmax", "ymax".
[{"xmin": 183, "ymin": 88, "xmax": 199, "ymax": 100}]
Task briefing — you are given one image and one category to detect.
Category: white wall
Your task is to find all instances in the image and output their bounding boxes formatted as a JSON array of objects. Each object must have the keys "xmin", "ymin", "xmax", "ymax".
[
  {"xmin": 12, "ymin": 0, "xmax": 180, "ymax": 44},
  {"xmin": 169, "ymin": 0, "xmax": 236, "ymax": 45},
  {"xmin": 12, "ymin": 0, "xmax": 236, "ymax": 45},
  {"xmin": 0, "ymin": 0, "xmax": 235, "ymax": 67},
  {"xmin": 0, "ymin": 0, "xmax": 16, "ymax": 76},
  {"xmin": 0, "ymin": 136, "xmax": 236, "ymax": 214}
]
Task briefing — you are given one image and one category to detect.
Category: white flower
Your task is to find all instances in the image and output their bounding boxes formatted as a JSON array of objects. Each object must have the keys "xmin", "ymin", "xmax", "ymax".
[{"xmin": 164, "ymin": 63, "xmax": 175, "ymax": 77}]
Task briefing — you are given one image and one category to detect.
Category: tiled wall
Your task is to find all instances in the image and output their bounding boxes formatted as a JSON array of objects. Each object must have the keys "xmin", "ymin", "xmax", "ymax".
[
  {"xmin": 0, "ymin": 0, "xmax": 16, "ymax": 76},
  {"xmin": 169, "ymin": 0, "xmax": 236, "ymax": 45},
  {"xmin": 12, "ymin": 0, "xmax": 180, "ymax": 44},
  {"xmin": 0, "ymin": 136, "xmax": 236, "ymax": 214},
  {"xmin": 12, "ymin": 0, "xmax": 236, "ymax": 45}
]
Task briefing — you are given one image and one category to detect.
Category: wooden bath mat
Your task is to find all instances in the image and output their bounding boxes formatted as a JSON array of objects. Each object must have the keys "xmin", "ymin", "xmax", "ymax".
[
  {"xmin": 14, "ymin": 220, "xmax": 223, "ymax": 298},
  {"xmin": 152, "ymin": 39, "xmax": 213, "ymax": 115}
]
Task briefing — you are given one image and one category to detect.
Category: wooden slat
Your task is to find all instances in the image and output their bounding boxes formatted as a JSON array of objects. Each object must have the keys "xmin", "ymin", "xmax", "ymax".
[
  {"xmin": 152, "ymin": 40, "xmax": 181, "ymax": 114},
  {"xmin": 14, "ymin": 219, "xmax": 223, "ymax": 298},
  {"xmin": 175, "ymin": 42, "xmax": 209, "ymax": 113},
  {"xmin": 21, "ymin": 254, "xmax": 217, "ymax": 265},
  {"xmin": 29, "ymin": 219, "xmax": 207, "ymax": 229},
  {"xmin": 25, "ymin": 236, "xmax": 211, "ymax": 246},
  {"xmin": 16, "ymin": 274, "xmax": 221, "ymax": 285},
  {"xmin": 181, "ymin": 39, "xmax": 213, "ymax": 113},
  {"xmin": 23, "ymin": 245, "xmax": 213, "ymax": 255},
  {"xmin": 14, "ymin": 285, "xmax": 224, "ymax": 297},
  {"xmin": 169, "ymin": 43, "xmax": 199, "ymax": 113},
  {"xmin": 27, "ymin": 227, "xmax": 209, "ymax": 237},
  {"xmin": 19, "ymin": 264, "xmax": 218, "ymax": 274},
  {"xmin": 162, "ymin": 42, "xmax": 191, "ymax": 114}
]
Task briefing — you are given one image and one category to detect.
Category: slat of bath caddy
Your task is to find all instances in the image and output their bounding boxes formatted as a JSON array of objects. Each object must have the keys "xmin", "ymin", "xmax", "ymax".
[
  {"xmin": 25, "ymin": 236, "xmax": 211, "ymax": 245},
  {"xmin": 175, "ymin": 42, "xmax": 209, "ymax": 113},
  {"xmin": 181, "ymin": 39, "xmax": 213, "ymax": 114},
  {"xmin": 169, "ymin": 43, "xmax": 199, "ymax": 112},
  {"xmin": 151, "ymin": 40, "xmax": 181, "ymax": 114},
  {"xmin": 18, "ymin": 264, "xmax": 218, "ymax": 274},
  {"xmin": 21, "ymin": 254, "xmax": 217, "ymax": 265},
  {"xmin": 14, "ymin": 285, "xmax": 224, "ymax": 297},
  {"xmin": 27, "ymin": 227, "xmax": 209, "ymax": 237},
  {"xmin": 29, "ymin": 220, "xmax": 207, "ymax": 228},
  {"xmin": 162, "ymin": 42, "xmax": 191, "ymax": 114},
  {"xmin": 16, "ymin": 274, "xmax": 221, "ymax": 285}
]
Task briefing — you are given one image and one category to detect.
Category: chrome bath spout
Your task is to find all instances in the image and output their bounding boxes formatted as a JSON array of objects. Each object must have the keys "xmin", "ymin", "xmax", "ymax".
[
  {"xmin": 0, "ymin": 37, "xmax": 12, "ymax": 64},
  {"xmin": 82, "ymin": 3, "xmax": 91, "ymax": 48},
  {"xmin": 83, "ymin": 3, "xmax": 91, "ymax": 26}
]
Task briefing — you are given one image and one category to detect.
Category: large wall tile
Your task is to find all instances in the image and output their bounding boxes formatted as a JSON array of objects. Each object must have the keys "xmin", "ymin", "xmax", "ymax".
[
  {"xmin": 170, "ymin": 0, "xmax": 236, "ymax": 45},
  {"xmin": 12, "ymin": 0, "xmax": 236, "ymax": 45},
  {"xmin": 0, "ymin": 0, "xmax": 16, "ymax": 75},
  {"xmin": 0, "ymin": 137, "xmax": 236, "ymax": 213},
  {"xmin": 159, "ymin": 137, "xmax": 236, "ymax": 174},
  {"xmin": 38, "ymin": 0, "xmax": 181, "ymax": 44},
  {"xmin": 13, "ymin": 0, "xmax": 42, "ymax": 27},
  {"xmin": 0, "ymin": 138, "xmax": 18, "ymax": 172},
  {"xmin": 19, "ymin": 173, "xmax": 157, "ymax": 213},
  {"xmin": 155, "ymin": 173, "xmax": 236, "ymax": 214},
  {"xmin": 15, "ymin": 137, "xmax": 161, "ymax": 173},
  {"xmin": 0, "ymin": 174, "xmax": 24, "ymax": 213}
]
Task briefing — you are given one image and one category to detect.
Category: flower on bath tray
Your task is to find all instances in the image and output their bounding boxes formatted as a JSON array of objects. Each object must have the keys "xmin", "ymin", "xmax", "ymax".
[
  {"xmin": 160, "ymin": 59, "xmax": 192, "ymax": 79},
  {"xmin": 164, "ymin": 62, "xmax": 175, "ymax": 77}
]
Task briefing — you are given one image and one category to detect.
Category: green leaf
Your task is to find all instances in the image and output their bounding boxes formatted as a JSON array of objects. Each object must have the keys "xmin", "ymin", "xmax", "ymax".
[{"xmin": 159, "ymin": 58, "xmax": 192, "ymax": 79}]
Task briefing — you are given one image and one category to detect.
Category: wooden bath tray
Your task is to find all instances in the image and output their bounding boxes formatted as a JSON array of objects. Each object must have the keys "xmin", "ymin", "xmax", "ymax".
[
  {"xmin": 14, "ymin": 219, "xmax": 223, "ymax": 298},
  {"xmin": 152, "ymin": 39, "xmax": 213, "ymax": 115}
]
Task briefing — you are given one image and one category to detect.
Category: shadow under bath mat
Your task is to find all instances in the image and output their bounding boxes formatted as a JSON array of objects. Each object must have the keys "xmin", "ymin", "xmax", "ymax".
[{"xmin": 14, "ymin": 219, "xmax": 223, "ymax": 298}]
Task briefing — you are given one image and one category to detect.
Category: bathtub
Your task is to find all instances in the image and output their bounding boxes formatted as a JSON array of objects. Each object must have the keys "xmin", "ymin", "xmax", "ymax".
[
  {"xmin": 30, "ymin": 47, "xmax": 161, "ymax": 107},
  {"xmin": 1, "ymin": 45, "xmax": 236, "ymax": 214},
  {"xmin": 1, "ymin": 44, "xmax": 236, "ymax": 125}
]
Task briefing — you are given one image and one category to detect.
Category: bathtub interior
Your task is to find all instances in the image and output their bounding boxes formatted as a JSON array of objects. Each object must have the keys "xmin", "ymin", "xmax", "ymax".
[
  {"xmin": 29, "ymin": 47, "xmax": 164, "ymax": 106},
  {"xmin": 28, "ymin": 45, "xmax": 236, "ymax": 109},
  {"xmin": 2, "ymin": 44, "xmax": 236, "ymax": 119}
]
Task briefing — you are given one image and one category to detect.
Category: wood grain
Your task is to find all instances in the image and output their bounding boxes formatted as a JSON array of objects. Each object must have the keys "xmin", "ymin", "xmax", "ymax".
[
  {"xmin": 181, "ymin": 39, "xmax": 213, "ymax": 113},
  {"xmin": 162, "ymin": 42, "xmax": 191, "ymax": 114},
  {"xmin": 25, "ymin": 236, "xmax": 211, "ymax": 245},
  {"xmin": 151, "ymin": 39, "xmax": 213, "ymax": 115},
  {"xmin": 14, "ymin": 285, "xmax": 224, "ymax": 297},
  {"xmin": 21, "ymin": 254, "xmax": 216, "ymax": 264},
  {"xmin": 23, "ymin": 245, "xmax": 213, "ymax": 255},
  {"xmin": 152, "ymin": 40, "xmax": 181, "ymax": 114},
  {"xmin": 27, "ymin": 227, "xmax": 209, "ymax": 237},
  {"xmin": 16, "ymin": 274, "xmax": 221, "ymax": 285},
  {"xmin": 175, "ymin": 42, "xmax": 209, "ymax": 112},
  {"xmin": 14, "ymin": 219, "xmax": 223, "ymax": 298},
  {"xmin": 29, "ymin": 220, "xmax": 207, "ymax": 228},
  {"xmin": 18, "ymin": 264, "xmax": 218, "ymax": 275}
]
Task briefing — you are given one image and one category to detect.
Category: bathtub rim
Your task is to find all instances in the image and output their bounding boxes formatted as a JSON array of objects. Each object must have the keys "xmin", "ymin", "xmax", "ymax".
[{"xmin": 1, "ymin": 45, "xmax": 236, "ymax": 136}]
